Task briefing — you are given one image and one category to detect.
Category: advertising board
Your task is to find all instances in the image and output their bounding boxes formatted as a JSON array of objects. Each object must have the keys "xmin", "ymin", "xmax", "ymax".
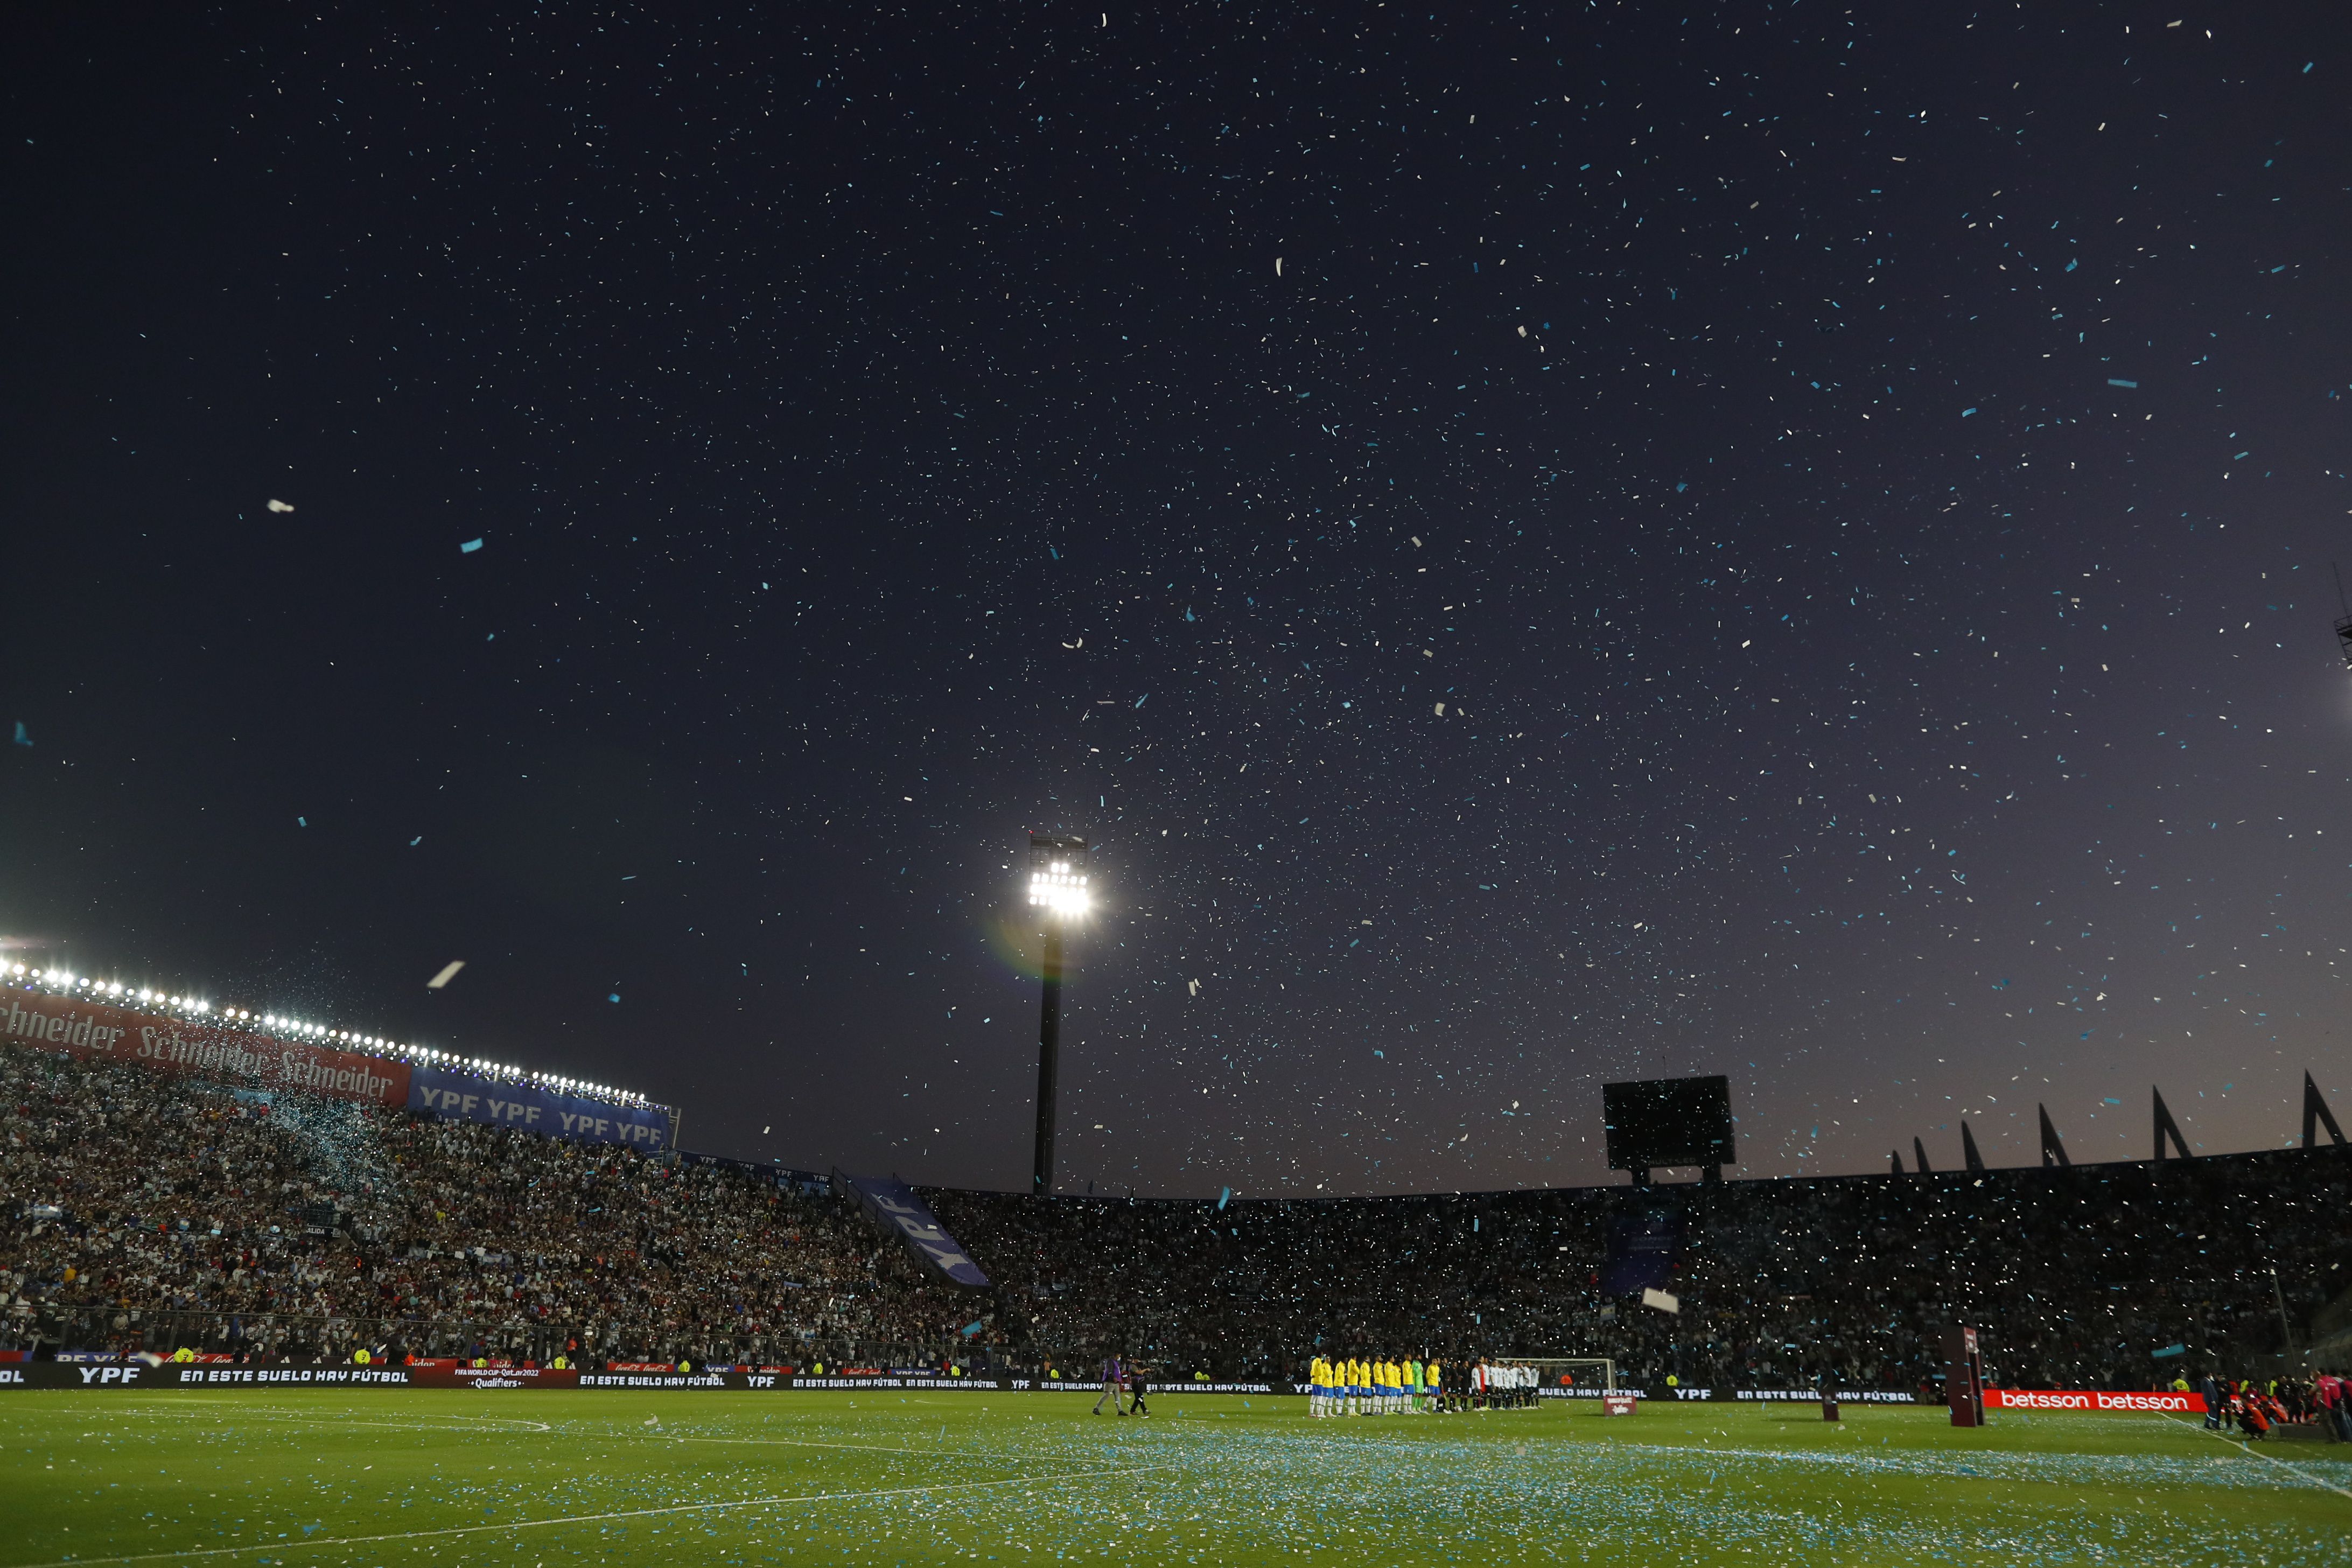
[
  {"xmin": 2, "ymin": 994, "xmax": 409, "ymax": 1107},
  {"xmin": 408, "ymin": 1066, "xmax": 673, "ymax": 1149},
  {"xmin": 1987, "ymin": 1388, "xmax": 2207, "ymax": 1413}
]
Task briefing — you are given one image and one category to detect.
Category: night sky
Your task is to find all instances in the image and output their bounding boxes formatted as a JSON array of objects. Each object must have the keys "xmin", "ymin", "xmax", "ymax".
[{"xmin": 4, "ymin": 2, "xmax": 2348, "ymax": 1196}]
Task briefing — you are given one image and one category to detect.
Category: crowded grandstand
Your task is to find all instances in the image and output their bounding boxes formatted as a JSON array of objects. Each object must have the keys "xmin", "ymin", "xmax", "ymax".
[{"xmin": 4, "ymin": 965, "xmax": 2349, "ymax": 1407}]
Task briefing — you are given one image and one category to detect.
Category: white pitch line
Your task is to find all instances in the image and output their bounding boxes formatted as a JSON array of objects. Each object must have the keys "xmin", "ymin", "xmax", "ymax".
[
  {"xmin": 2160, "ymin": 1414, "xmax": 2352, "ymax": 1500},
  {"xmin": 669, "ymin": 1432, "xmax": 1042, "ymax": 1461},
  {"xmin": 109, "ymin": 1405, "xmax": 555, "ymax": 1435},
  {"xmin": 5, "ymin": 1461, "xmax": 1181, "ymax": 1568}
]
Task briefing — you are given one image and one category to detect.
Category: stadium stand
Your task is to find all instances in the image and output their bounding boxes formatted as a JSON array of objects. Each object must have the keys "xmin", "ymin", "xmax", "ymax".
[
  {"xmin": 5, "ymin": 1040, "xmax": 2348, "ymax": 1394},
  {"xmin": 929, "ymin": 1152, "xmax": 2351, "ymax": 1390},
  {"xmin": 0, "ymin": 1046, "xmax": 990, "ymax": 1371}
]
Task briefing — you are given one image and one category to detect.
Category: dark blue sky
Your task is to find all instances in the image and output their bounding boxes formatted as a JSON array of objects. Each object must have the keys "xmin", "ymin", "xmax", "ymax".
[{"xmin": 3, "ymin": 1, "xmax": 2347, "ymax": 1194}]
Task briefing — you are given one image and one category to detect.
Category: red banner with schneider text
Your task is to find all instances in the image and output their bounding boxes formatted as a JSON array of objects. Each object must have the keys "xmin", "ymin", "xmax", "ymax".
[{"xmin": 1, "ymin": 992, "xmax": 410, "ymax": 1107}]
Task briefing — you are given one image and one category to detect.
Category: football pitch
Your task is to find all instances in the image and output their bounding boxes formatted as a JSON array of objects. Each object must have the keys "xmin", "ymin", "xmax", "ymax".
[{"xmin": 1, "ymin": 1391, "xmax": 2345, "ymax": 1567}]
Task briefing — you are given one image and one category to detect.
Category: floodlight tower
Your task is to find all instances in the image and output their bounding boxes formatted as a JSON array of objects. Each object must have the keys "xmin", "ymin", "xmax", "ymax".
[{"xmin": 1026, "ymin": 833, "xmax": 1090, "ymax": 1196}]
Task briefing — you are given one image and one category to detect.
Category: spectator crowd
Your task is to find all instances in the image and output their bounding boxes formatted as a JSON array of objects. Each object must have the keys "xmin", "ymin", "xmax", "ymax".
[{"xmin": 5, "ymin": 1040, "xmax": 2348, "ymax": 1406}]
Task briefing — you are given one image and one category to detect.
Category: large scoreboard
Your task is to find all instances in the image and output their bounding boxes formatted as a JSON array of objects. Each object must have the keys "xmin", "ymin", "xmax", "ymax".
[{"xmin": 1601, "ymin": 1075, "xmax": 1735, "ymax": 1181}]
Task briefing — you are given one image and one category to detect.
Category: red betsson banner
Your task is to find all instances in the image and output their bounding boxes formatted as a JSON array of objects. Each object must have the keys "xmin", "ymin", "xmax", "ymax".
[
  {"xmin": 1, "ymin": 992, "xmax": 410, "ymax": 1108},
  {"xmin": 1989, "ymin": 1389, "xmax": 2206, "ymax": 1413}
]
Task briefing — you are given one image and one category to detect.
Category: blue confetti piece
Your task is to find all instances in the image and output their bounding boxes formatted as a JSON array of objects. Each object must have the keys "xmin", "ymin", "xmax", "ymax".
[
  {"xmin": 1961, "ymin": 407, "xmax": 1977, "ymax": 417},
  {"xmin": 1048, "ymin": 545, "xmax": 1060, "ymax": 560},
  {"xmin": 2270, "ymin": 264, "xmax": 2287, "ymax": 274},
  {"xmin": 2107, "ymin": 377, "xmax": 2138, "ymax": 388},
  {"xmin": 2103, "ymin": 1097, "xmax": 2122, "ymax": 1105},
  {"xmin": 297, "ymin": 816, "xmax": 306, "ymax": 827},
  {"xmin": 961, "ymin": 1319, "xmax": 983, "ymax": 1336},
  {"xmin": 1134, "ymin": 694, "xmax": 1147, "ymax": 708},
  {"xmin": 1675, "ymin": 481, "xmax": 1686, "ymax": 492},
  {"xmin": 459, "ymin": 538, "xmax": 484, "ymax": 553},
  {"xmin": 1216, "ymin": 1187, "xmax": 1230, "ymax": 1210},
  {"xmin": 409, "ymin": 836, "xmax": 422, "ymax": 846},
  {"xmin": 10, "ymin": 721, "xmax": 27, "ymax": 747},
  {"xmin": 1373, "ymin": 1049, "xmax": 1384, "ymax": 1058},
  {"xmin": 608, "ymin": 992, "xmax": 621, "ymax": 1004},
  {"xmin": 2065, "ymin": 258, "xmax": 2077, "ymax": 271},
  {"xmin": 1184, "ymin": 607, "xmax": 1195, "ymax": 621}
]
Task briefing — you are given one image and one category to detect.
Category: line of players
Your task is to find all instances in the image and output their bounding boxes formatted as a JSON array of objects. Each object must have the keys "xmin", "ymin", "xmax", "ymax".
[{"xmin": 1307, "ymin": 1353, "xmax": 1541, "ymax": 1416}]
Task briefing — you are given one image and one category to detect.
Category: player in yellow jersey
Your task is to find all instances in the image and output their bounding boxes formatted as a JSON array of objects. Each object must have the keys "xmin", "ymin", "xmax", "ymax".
[
  {"xmin": 1382, "ymin": 1357, "xmax": 1399, "ymax": 1413},
  {"xmin": 1311, "ymin": 1354, "xmax": 1330, "ymax": 1418},
  {"xmin": 1423, "ymin": 1356, "xmax": 1443, "ymax": 1413},
  {"xmin": 1350, "ymin": 1355, "xmax": 1366, "ymax": 1416}
]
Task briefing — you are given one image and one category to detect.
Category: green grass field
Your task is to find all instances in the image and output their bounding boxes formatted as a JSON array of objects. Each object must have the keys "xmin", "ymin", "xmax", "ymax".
[{"xmin": 1, "ymin": 1391, "xmax": 2344, "ymax": 1566}]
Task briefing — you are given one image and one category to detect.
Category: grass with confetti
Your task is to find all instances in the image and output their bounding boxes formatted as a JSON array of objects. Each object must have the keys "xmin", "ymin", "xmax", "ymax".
[{"xmin": 0, "ymin": 1390, "xmax": 2344, "ymax": 1566}]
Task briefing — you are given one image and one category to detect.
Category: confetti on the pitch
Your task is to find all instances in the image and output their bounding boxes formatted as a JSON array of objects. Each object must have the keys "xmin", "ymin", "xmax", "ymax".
[{"xmin": 425, "ymin": 961, "xmax": 465, "ymax": 989}]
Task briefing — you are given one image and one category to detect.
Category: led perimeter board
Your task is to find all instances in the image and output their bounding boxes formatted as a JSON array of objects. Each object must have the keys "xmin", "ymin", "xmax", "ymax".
[{"xmin": 1602, "ymin": 1075, "xmax": 1734, "ymax": 1180}]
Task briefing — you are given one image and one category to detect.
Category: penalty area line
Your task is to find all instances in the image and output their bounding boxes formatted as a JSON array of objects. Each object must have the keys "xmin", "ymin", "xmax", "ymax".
[{"xmin": 6, "ymin": 1461, "xmax": 1182, "ymax": 1568}]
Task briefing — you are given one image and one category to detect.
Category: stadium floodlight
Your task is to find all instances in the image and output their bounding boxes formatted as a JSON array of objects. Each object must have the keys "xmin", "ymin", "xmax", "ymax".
[
  {"xmin": 1027, "ymin": 859, "xmax": 1092, "ymax": 917},
  {"xmin": 1025, "ymin": 832, "xmax": 1089, "ymax": 1197}
]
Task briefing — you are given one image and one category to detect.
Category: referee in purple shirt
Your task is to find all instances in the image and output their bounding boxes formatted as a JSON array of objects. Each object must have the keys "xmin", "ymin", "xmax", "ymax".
[{"xmin": 1093, "ymin": 1353, "xmax": 1126, "ymax": 1415}]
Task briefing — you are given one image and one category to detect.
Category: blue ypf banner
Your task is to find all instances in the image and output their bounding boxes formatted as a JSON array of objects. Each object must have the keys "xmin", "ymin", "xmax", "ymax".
[{"xmin": 408, "ymin": 1066, "xmax": 674, "ymax": 1149}]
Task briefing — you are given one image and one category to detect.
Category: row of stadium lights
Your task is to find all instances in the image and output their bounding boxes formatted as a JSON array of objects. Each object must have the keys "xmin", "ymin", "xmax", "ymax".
[{"xmin": 5, "ymin": 963, "xmax": 648, "ymax": 1107}]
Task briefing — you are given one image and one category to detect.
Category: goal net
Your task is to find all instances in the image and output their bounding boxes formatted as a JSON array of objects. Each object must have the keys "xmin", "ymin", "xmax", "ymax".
[{"xmin": 1518, "ymin": 1357, "xmax": 1618, "ymax": 1392}]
